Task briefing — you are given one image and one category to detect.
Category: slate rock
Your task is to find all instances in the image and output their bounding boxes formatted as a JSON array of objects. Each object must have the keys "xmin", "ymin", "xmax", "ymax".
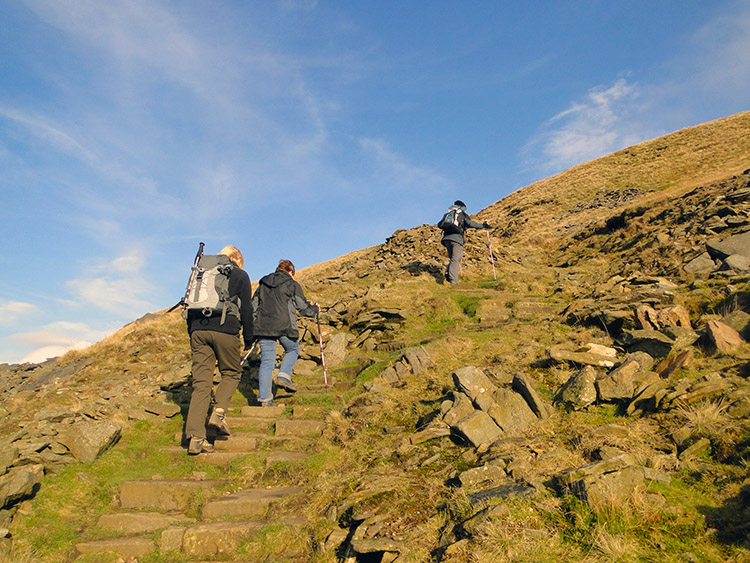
[
  {"xmin": 452, "ymin": 367, "xmax": 498, "ymax": 402},
  {"xmin": 684, "ymin": 252, "xmax": 717, "ymax": 274},
  {"xmin": 458, "ymin": 464, "xmax": 507, "ymax": 490},
  {"xmin": 402, "ymin": 346, "xmax": 433, "ymax": 374},
  {"xmin": 0, "ymin": 447, "xmax": 18, "ymax": 476},
  {"xmin": 655, "ymin": 349, "xmax": 695, "ymax": 378},
  {"xmin": 707, "ymin": 231, "xmax": 750, "ymax": 259},
  {"xmin": 573, "ymin": 465, "xmax": 645, "ymax": 508},
  {"xmin": 58, "ymin": 420, "xmax": 122, "ymax": 463},
  {"xmin": 555, "ymin": 366, "xmax": 598, "ymax": 410},
  {"xmin": 452, "ymin": 411, "xmax": 503, "ymax": 448},
  {"xmin": 617, "ymin": 329, "xmax": 676, "ymax": 357},
  {"xmin": 548, "ymin": 346, "xmax": 616, "ymax": 368},
  {"xmin": 512, "ymin": 373, "xmax": 551, "ymax": 419},
  {"xmin": 324, "ymin": 332, "xmax": 349, "ymax": 367},
  {"xmin": 721, "ymin": 254, "xmax": 750, "ymax": 272},
  {"xmin": 476, "ymin": 388, "xmax": 538, "ymax": 435},
  {"xmin": 705, "ymin": 320, "xmax": 744, "ymax": 352},
  {"xmin": 442, "ymin": 392, "xmax": 476, "ymax": 427},
  {"xmin": 0, "ymin": 464, "xmax": 44, "ymax": 509}
]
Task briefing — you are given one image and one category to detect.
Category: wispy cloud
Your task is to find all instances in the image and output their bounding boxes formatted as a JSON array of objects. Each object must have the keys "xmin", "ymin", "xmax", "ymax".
[
  {"xmin": 0, "ymin": 301, "xmax": 37, "ymax": 325},
  {"xmin": 65, "ymin": 253, "xmax": 157, "ymax": 317},
  {"xmin": 359, "ymin": 137, "xmax": 451, "ymax": 193},
  {"xmin": 522, "ymin": 2, "xmax": 750, "ymax": 177},
  {"xmin": 521, "ymin": 78, "xmax": 652, "ymax": 175}
]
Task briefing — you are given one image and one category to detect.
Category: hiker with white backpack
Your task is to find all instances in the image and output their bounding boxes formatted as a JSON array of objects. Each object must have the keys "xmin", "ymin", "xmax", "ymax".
[
  {"xmin": 438, "ymin": 200, "xmax": 490, "ymax": 285},
  {"xmin": 182, "ymin": 244, "xmax": 254, "ymax": 455}
]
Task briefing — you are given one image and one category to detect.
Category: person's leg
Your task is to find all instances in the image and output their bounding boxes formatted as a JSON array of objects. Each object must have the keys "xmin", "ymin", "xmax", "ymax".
[
  {"xmin": 257, "ymin": 338, "xmax": 278, "ymax": 403},
  {"xmin": 447, "ymin": 241, "xmax": 464, "ymax": 285},
  {"xmin": 277, "ymin": 336, "xmax": 299, "ymax": 379},
  {"xmin": 442, "ymin": 239, "xmax": 452, "ymax": 282},
  {"xmin": 213, "ymin": 332, "xmax": 242, "ymax": 410},
  {"xmin": 276, "ymin": 336, "xmax": 299, "ymax": 392},
  {"xmin": 186, "ymin": 331, "xmax": 216, "ymax": 440}
]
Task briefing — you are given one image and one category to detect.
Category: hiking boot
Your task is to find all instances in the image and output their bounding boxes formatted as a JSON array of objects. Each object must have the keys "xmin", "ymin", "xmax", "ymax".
[
  {"xmin": 208, "ymin": 407, "xmax": 231, "ymax": 436},
  {"xmin": 260, "ymin": 399, "xmax": 277, "ymax": 407},
  {"xmin": 188, "ymin": 436, "xmax": 213, "ymax": 455},
  {"xmin": 276, "ymin": 374, "xmax": 297, "ymax": 393}
]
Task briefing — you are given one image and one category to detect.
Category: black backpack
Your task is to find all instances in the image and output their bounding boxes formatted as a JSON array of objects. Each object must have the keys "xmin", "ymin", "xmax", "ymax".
[{"xmin": 438, "ymin": 207, "xmax": 464, "ymax": 235}]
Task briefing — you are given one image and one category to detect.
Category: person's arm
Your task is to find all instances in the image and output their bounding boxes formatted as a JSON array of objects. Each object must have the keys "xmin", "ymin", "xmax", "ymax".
[
  {"xmin": 237, "ymin": 272, "xmax": 254, "ymax": 348},
  {"xmin": 464, "ymin": 214, "xmax": 489, "ymax": 230},
  {"xmin": 293, "ymin": 282, "xmax": 318, "ymax": 318}
]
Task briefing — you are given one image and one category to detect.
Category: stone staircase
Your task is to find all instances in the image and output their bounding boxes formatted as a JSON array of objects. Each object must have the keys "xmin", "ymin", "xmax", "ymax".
[{"xmin": 74, "ymin": 392, "xmax": 332, "ymax": 561}]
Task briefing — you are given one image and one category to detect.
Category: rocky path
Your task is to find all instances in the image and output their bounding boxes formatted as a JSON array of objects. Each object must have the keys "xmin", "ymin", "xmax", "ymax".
[{"xmin": 74, "ymin": 388, "xmax": 332, "ymax": 561}]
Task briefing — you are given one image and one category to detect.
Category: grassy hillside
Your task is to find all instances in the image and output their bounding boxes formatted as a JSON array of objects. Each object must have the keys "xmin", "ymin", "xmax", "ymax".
[{"xmin": 2, "ymin": 110, "xmax": 750, "ymax": 562}]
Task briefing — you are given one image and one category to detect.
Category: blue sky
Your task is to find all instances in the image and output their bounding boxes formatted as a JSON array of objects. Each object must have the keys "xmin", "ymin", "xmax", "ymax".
[{"xmin": 1, "ymin": 1, "xmax": 749, "ymax": 364}]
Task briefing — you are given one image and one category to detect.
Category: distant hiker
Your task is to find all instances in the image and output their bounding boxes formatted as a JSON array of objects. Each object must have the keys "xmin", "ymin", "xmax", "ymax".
[
  {"xmin": 185, "ymin": 245, "xmax": 253, "ymax": 455},
  {"xmin": 252, "ymin": 259, "xmax": 318, "ymax": 406},
  {"xmin": 438, "ymin": 200, "xmax": 490, "ymax": 285}
]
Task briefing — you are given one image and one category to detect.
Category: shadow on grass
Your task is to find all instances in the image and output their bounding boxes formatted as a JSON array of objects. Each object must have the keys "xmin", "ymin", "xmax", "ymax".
[{"xmin": 699, "ymin": 481, "xmax": 750, "ymax": 549}]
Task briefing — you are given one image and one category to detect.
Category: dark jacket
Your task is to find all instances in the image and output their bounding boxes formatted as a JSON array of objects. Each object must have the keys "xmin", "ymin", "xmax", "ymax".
[
  {"xmin": 187, "ymin": 266, "xmax": 254, "ymax": 349},
  {"xmin": 252, "ymin": 271, "xmax": 317, "ymax": 340},
  {"xmin": 438, "ymin": 205, "xmax": 485, "ymax": 245}
]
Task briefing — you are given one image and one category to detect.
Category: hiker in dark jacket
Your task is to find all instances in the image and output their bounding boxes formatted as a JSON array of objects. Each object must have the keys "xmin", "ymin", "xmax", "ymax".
[
  {"xmin": 252, "ymin": 259, "xmax": 317, "ymax": 406},
  {"xmin": 438, "ymin": 200, "xmax": 490, "ymax": 285},
  {"xmin": 185, "ymin": 245, "xmax": 253, "ymax": 455}
]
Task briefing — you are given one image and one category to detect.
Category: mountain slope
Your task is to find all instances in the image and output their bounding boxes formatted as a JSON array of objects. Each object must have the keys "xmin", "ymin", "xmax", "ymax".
[{"xmin": 2, "ymin": 110, "xmax": 750, "ymax": 562}]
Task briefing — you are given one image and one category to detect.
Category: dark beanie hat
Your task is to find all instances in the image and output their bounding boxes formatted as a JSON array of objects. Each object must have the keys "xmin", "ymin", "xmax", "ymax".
[{"xmin": 454, "ymin": 200, "xmax": 466, "ymax": 207}]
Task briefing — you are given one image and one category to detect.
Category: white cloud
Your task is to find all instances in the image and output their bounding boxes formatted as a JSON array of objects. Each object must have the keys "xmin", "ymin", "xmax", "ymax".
[
  {"xmin": 0, "ymin": 301, "xmax": 37, "ymax": 325},
  {"xmin": 10, "ymin": 321, "xmax": 108, "ymax": 363},
  {"xmin": 523, "ymin": 2, "xmax": 750, "ymax": 177},
  {"xmin": 522, "ymin": 78, "xmax": 653, "ymax": 175},
  {"xmin": 65, "ymin": 253, "xmax": 156, "ymax": 317}
]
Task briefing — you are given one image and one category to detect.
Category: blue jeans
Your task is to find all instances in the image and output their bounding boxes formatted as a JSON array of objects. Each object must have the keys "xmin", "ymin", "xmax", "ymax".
[{"xmin": 258, "ymin": 336, "xmax": 299, "ymax": 402}]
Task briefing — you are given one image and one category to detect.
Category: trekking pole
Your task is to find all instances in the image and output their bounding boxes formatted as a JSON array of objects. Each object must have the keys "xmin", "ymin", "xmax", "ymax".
[
  {"xmin": 316, "ymin": 304, "xmax": 329, "ymax": 392},
  {"xmin": 241, "ymin": 341, "xmax": 258, "ymax": 366},
  {"xmin": 168, "ymin": 242, "xmax": 205, "ymax": 313},
  {"xmin": 486, "ymin": 231, "xmax": 497, "ymax": 281}
]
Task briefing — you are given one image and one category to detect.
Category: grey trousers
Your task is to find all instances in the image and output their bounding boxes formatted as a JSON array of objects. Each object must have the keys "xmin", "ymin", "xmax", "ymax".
[
  {"xmin": 186, "ymin": 330, "xmax": 242, "ymax": 439},
  {"xmin": 442, "ymin": 240, "xmax": 464, "ymax": 285}
]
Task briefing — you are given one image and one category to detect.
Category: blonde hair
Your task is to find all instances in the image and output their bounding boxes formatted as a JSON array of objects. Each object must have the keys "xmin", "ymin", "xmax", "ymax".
[{"xmin": 219, "ymin": 245, "xmax": 244, "ymax": 269}]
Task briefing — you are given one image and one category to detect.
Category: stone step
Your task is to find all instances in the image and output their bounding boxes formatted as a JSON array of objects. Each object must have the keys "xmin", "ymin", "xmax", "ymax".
[
  {"xmin": 275, "ymin": 419, "xmax": 325, "ymax": 437},
  {"xmin": 240, "ymin": 404, "xmax": 285, "ymax": 417},
  {"xmin": 213, "ymin": 433, "xmax": 261, "ymax": 451},
  {"xmin": 202, "ymin": 486, "xmax": 305, "ymax": 519},
  {"xmin": 183, "ymin": 519, "xmax": 267, "ymax": 558},
  {"xmin": 119, "ymin": 479, "xmax": 226, "ymax": 511},
  {"xmin": 96, "ymin": 511, "xmax": 194, "ymax": 534},
  {"xmin": 225, "ymin": 416, "xmax": 276, "ymax": 429},
  {"xmin": 216, "ymin": 432, "xmax": 316, "ymax": 451},
  {"xmin": 76, "ymin": 536, "xmax": 155, "ymax": 558},
  {"xmin": 169, "ymin": 432, "xmax": 316, "ymax": 454},
  {"xmin": 161, "ymin": 445, "xmax": 256, "ymax": 462},
  {"xmin": 181, "ymin": 515, "xmax": 307, "ymax": 561}
]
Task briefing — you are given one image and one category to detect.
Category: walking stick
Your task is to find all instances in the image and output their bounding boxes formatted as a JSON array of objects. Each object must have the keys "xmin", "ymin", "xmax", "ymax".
[
  {"xmin": 486, "ymin": 231, "xmax": 497, "ymax": 281},
  {"xmin": 168, "ymin": 241, "xmax": 205, "ymax": 313},
  {"xmin": 240, "ymin": 341, "xmax": 258, "ymax": 366},
  {"xmin": 316, "ymin": 304, "xmax": 329, "ymax": 392}
]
